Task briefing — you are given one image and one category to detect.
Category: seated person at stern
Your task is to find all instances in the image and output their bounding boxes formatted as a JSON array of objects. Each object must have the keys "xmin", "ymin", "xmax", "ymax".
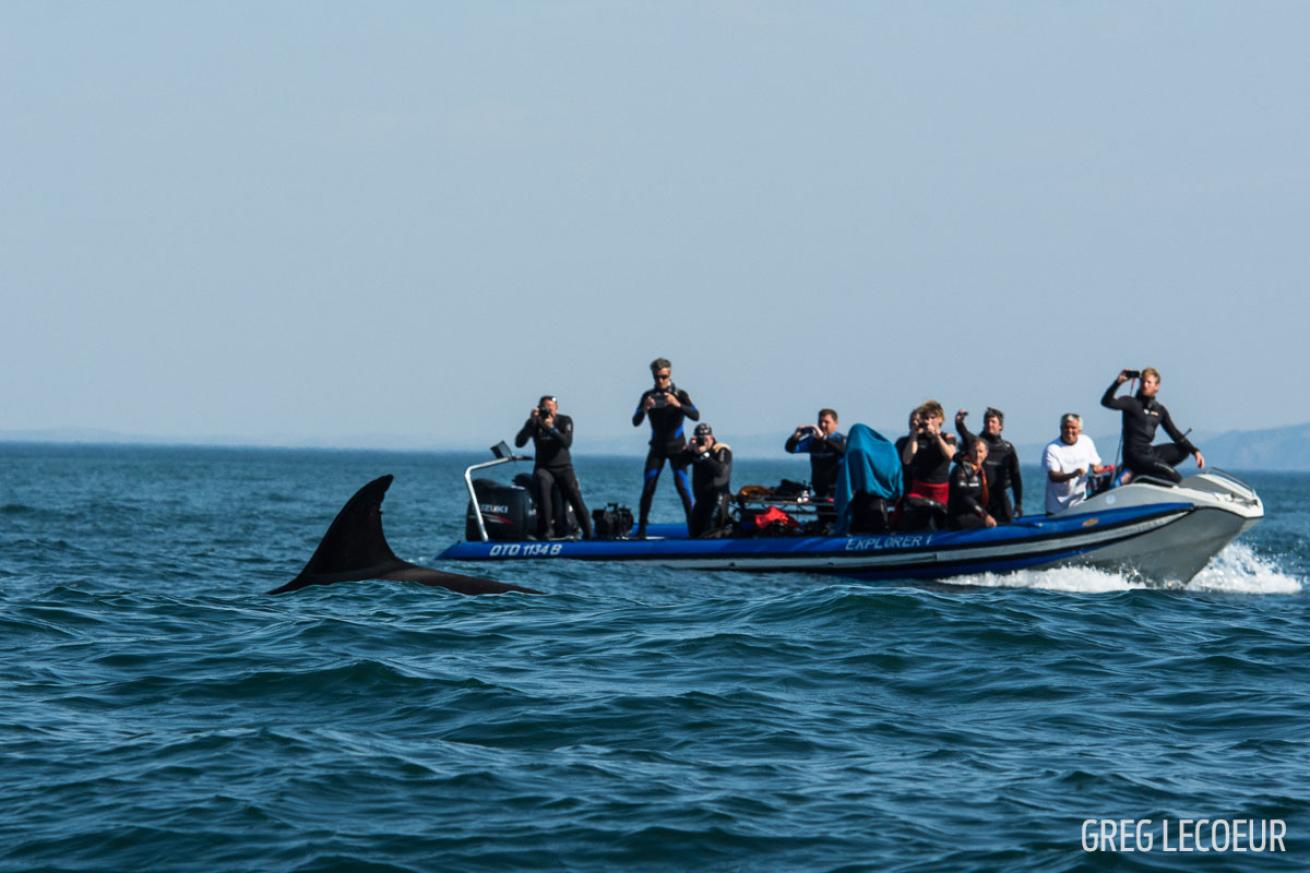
[
  {"xmin": 681, "ymin": 423, "xmax": 733, "ymax": 538},
  {"xmin": 632, "ymin": 357, "xmax": 700, "ymax": 538},
  {"xmin": 1043, "ymin": 413, "xmax": 1113, "ymax": 515},
  {"xmin": 948, "ymin": 436, "xmax": 997, "ymax": 530},
  {"xmin": 785, "ymin": 408, "xmax": 846, "ymax": 499},
  {"xmin": 515, "ymin": 395, "xmax": 591, "ymax": 540},
  {"xmin": 1101, "ymin": 367, "xmax": 1205, "ymax": 484}
]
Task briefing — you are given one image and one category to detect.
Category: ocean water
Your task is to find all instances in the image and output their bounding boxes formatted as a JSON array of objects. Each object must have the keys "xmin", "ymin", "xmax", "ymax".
[{"xmin": 1, "ymin": 443, "xmax": 1306, "ymax": 872}]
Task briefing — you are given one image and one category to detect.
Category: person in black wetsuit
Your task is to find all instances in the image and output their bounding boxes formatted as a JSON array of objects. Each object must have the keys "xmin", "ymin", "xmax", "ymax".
[
  {"xmin": 948, "ymin": 436, "xmax": 997, "ymax": 530},
  {"xmin": 681, "ymin": 423, "xmax": 733, "ymax": 537},
  {"xmin": 632, "ymin": 357, "xmax": 700, "ymax": 538},
  {"xmin": 894, "ymin": 400, "xmax": 956, "ymax": 530},
  {"xmin": 955, "ymin": 407, "xmax": 1023, "ymax": 522},
  {"xmin": 1101, "ymin": 368, "xmax": 1206, "ymax": 484},
  {"xmin": 515, "ymin": 395, "xmax": 592, "ymax": 539},
  {"xmin": 785, "ymin": 408, "xmax": 846, "ymax": 499}
]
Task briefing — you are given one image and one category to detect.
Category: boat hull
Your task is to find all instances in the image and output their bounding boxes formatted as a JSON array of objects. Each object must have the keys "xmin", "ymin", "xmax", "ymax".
[{"xmin": 437, "ymin": 472, "xmax": 1263, "ymax": 586}]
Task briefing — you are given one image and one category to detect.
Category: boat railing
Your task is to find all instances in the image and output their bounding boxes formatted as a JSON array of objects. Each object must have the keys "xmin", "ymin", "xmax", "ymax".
[
  {"xmin": 464, "ymin": 441, "xmax": 533, "ymax": 543},
  {"xmin": 1194, "ymin": 467, "xmax": 1261, "ymax": 505},
  {"xmin": 1206, "ymin": 467, "xmax": 1255, "ymax": 490}
]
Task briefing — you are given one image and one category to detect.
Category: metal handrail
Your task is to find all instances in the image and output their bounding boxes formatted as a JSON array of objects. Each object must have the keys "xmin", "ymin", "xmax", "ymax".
[
  {"xmin": 1194, "ymin": 467, "xmax": 1261, "ymax": 505},
  {"xmin": 1204, "ymin": 467, "xmax": 1256, "ymax": 492}
]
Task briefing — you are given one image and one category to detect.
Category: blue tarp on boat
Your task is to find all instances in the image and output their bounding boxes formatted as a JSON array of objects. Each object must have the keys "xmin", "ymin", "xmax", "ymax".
[{"xmin": 833, "ymin": 423, "xmax": 903, "ymax": 534}]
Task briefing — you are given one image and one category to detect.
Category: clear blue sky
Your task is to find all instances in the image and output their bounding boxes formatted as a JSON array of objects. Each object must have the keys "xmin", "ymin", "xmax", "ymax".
[{"xmin": 4, "ymin": 2, "xmax": 1307, "ymax": 449}]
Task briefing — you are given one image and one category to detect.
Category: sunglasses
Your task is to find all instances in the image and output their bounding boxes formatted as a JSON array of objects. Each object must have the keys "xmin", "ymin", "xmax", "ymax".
[{"xmin": 654, "ymin": 373, "xmax": 671, "ymax": 380}]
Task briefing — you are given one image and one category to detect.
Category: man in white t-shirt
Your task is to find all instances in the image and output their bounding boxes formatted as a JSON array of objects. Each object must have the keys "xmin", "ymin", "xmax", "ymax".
[{"xmin": 1043, "ymin": 413, "xmax": 1114, "ymax": 514}]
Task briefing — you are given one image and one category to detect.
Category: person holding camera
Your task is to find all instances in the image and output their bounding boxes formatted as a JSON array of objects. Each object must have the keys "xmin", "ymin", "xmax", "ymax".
[
  {"xmin": 1101, "ymin": 368, "xmax": 1205, "ymax": 484},
  {"xmin": 682, "ymin": 423, "xmax": 733, "ymax": 537},
  {"xmin": 894, "ymin": 401, "xmax": 957, "ymax": 529},
  {"xmin": 632, "ymin": 357, "xmax": 700, "ymax": 538},
  {"xmin": 515, "ymin": 395, "xmax": 592, "ymax": 540},
  {"xmin": 955, "ymin": 407, "xmax": 1023, "ymax": 522},
  {"xmin": 785, "ymin": 408, "xmax": 846, "ymax": 499}
]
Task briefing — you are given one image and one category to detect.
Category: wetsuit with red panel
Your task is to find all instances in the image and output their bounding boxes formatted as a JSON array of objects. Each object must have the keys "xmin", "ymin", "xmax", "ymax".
[
  {"xmin": 894, "ymin": 432, "xmax": 955, "ymax": 530},
  {"xmin": 896, "ymin": 433, "xmax": 955, "ymax": 505}
]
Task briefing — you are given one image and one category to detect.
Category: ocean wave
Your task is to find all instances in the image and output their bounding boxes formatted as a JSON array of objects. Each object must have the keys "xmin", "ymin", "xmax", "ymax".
[{"xmin": 5, "ymin": 450, "xmax": 1308, "ymax": 873}]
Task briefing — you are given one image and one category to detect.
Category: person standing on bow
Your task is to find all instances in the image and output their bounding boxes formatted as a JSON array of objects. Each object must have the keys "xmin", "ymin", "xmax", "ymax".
[
  {"xmin": 515, "ymin": 395, "xmax": 592, "ymax": 540},
  {"xmin": 1101, "ymin": 367, "xmax": 1205, "ymax": 484},
  {"xmin": 785, "ymin": 408, "xmax": 846, "ymax": 500},
  {"xmin": 955, "ymin": 407, "xmax": 1023, "ymax": 522},
  {"xmin": 632, "ymin": 357, "xmax": 700, "ymax": 539}
]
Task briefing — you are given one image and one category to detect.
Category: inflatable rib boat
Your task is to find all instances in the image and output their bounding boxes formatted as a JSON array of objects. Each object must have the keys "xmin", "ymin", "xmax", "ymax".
[{"xmin": 439, "ymin": 443, "xmax": 1262, "ymax": 585}]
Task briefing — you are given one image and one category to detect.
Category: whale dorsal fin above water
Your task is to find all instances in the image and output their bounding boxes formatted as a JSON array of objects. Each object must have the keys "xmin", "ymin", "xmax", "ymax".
[{"xmin": 268, "ymin": 475, "xmax": 538, "ymax": 596}]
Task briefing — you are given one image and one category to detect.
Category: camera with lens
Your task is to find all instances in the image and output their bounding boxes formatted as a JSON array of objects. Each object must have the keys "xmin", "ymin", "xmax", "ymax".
[
  {"xmin": 1124, "ymin": 369, "xmax": 1141, "ymax": 379},
  {"xmin": 537, "ymin": 405, "xmax": 553, "ymax": 419},
  {"xmin": 652, "ymin": 388, "xmax": 670, "ymax": 408}
]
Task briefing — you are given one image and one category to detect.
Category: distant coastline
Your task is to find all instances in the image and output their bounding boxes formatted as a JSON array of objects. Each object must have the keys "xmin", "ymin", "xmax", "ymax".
[{"xmin": 4, "ymin": 422, "xmax": 1310, "ymax": 471}]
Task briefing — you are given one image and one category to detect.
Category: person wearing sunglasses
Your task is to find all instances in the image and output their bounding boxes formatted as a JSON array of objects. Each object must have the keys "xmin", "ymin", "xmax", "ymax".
[
  {"xmin": 632, "ymin": 357, "xmax": 700, "ymax": 539},
  {"xmin": 515, "ymin": 394, "xmax": 592, "ymax": 540}
]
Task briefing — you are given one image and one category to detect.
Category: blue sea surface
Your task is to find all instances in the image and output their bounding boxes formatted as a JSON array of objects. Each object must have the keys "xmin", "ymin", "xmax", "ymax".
[{"xmin": 1, "ymin": 444, "xmax": 1306, "ymax": 872}]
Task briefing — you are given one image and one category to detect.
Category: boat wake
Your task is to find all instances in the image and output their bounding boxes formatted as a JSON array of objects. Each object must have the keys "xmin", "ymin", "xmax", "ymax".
[
  {"xmin": 1190, "ymin": 542, "xmax": 1303, "ymax": 594},
  {"xmin": 945, "ymin": 543, "xmax": 1302, "ymax": 595}
]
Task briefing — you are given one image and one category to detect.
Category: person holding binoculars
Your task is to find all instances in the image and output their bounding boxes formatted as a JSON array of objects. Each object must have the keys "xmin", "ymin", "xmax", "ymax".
[{"xmin": 1101, "ymin": 368, "xmax": 1206, "ymax": 484}]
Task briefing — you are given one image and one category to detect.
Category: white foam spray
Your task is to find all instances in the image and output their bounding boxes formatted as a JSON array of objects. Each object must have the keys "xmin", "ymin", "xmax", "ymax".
[
  {"xmin": 1188, "ymin": 542, "xmax": 1303, "ymax": 594},
  {"xmin": 946, "ymin": 542, "xmax": 1302, "ymax": 595}
]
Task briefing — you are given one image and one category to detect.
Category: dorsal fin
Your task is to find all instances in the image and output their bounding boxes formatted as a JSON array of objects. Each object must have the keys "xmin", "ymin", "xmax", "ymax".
[
  {"xmin": 268, "ymin": 475, "xmax": 537, "ymax": 596},
  {"xmin": 296, "ymin": 474, "xmax": 404, "ymax": 578}
]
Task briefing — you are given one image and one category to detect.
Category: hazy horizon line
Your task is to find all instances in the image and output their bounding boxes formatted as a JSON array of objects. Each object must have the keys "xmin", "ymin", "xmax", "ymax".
[{"xmin": 4, "ymin": 419, "xmax": 1310, "ymax": 467}]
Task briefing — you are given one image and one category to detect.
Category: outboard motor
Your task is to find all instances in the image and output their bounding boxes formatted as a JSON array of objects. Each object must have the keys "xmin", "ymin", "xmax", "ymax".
[
  {"xmin": 465, "ymin": 478, "xmax": 533, "ymax": 541},
  {"xmin": 464, "ymin": 477, "xmax": 578, "ymax": 541}
]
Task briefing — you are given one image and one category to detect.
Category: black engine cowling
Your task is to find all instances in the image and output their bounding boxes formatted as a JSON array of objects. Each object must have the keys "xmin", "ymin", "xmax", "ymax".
[{"xmin": 464, "ymin": 477, "xmax": 577, "ymax": 541}]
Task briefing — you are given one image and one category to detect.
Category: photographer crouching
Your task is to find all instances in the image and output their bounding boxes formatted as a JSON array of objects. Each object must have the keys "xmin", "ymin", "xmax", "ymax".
[
  {"xmin": 514, "ymin": 395, "xmax": 592, "ymax": 540},
  {"xmin": 681, "ymin": 423, "xmax": 733, "ymax": 538}
]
